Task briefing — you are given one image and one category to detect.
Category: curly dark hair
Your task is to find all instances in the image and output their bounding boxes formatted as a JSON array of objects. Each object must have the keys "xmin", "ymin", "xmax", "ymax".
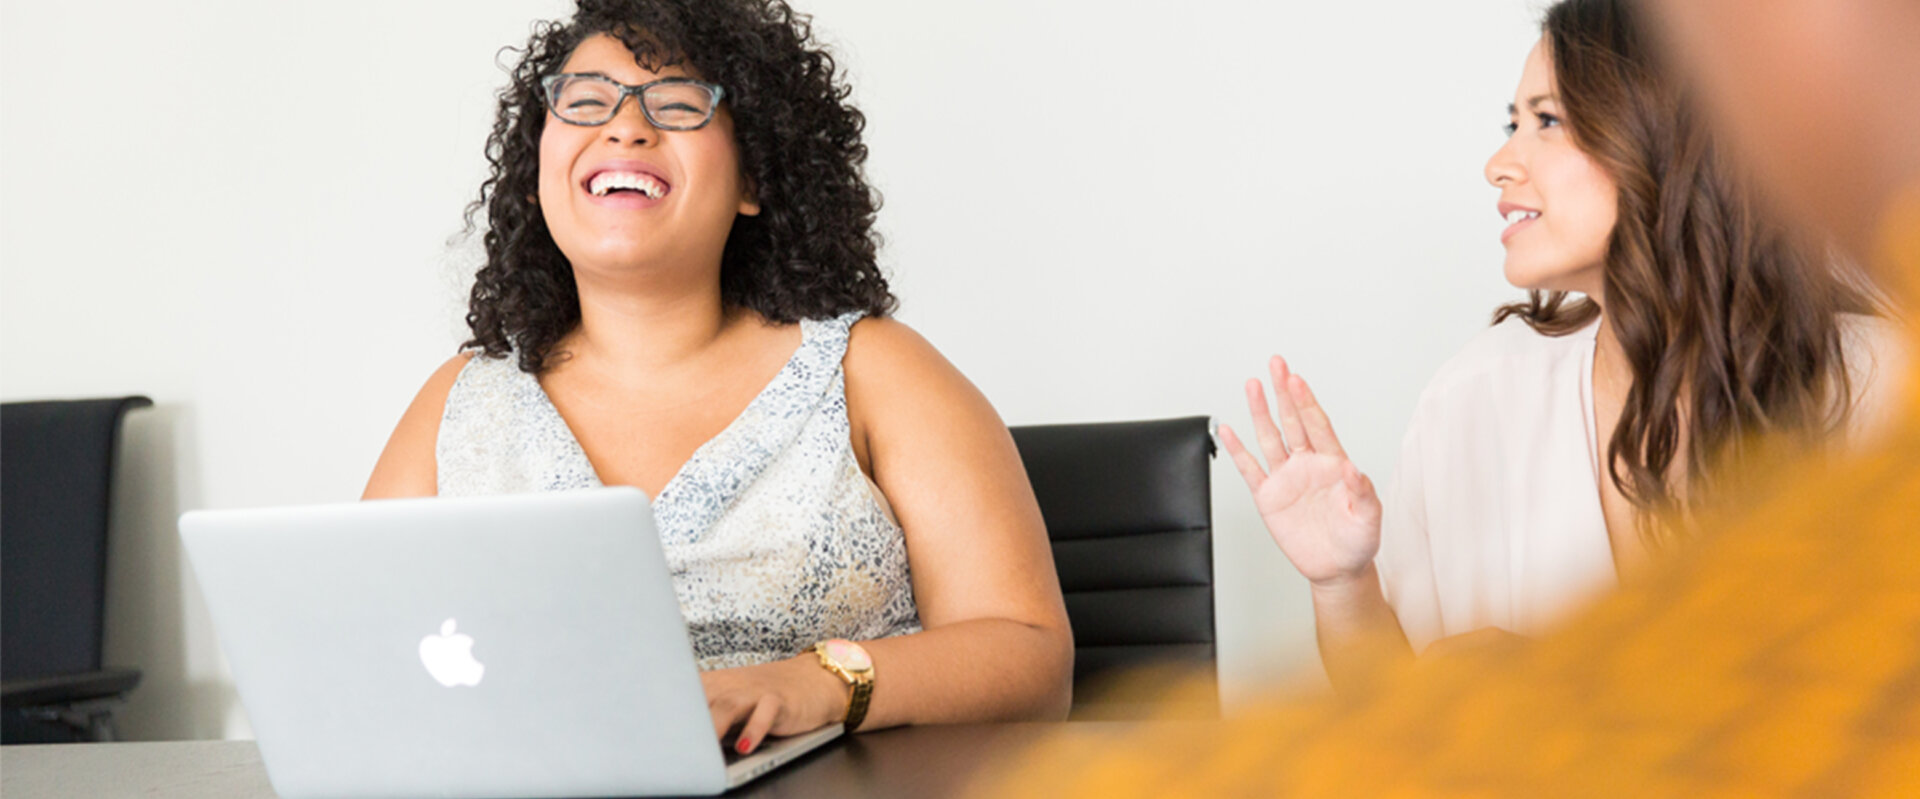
[{"xmin": 462, "ymin": 0, "xmax": 895, "ymax": 373}]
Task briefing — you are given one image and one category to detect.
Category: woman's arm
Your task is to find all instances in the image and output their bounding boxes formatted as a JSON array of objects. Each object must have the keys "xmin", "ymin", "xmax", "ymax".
[
  {"xmin": 844, "ymin": 317, "xmax": 1074, "ymax": 724},
  {"xmin": 1302, "ymin": 565, "xmax": 1414, "ymax": 693},
  {"xmin": 705, "ymin": 318, "xmax": 1074, "ymax": 754},
  {"xmin": 362, "ymin": 354, "xmax": 470, "ymax": 500},
  {"xmin": 1218, "ymin": 356, "xmax": 1413, "ymax": 694}
]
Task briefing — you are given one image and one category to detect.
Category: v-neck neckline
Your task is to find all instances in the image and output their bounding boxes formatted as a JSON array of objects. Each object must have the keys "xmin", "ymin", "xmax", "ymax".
[
  {"xmin": 1573, "ymin": 315, "xmax": 1624, "ymax": 579},
  {"xmin": 1577, "ymin": 316, "xmax": 1604, "ymax": 482},
  {"xmin": 528, "ymin": 320, "xmax": 817, "ymax": 505}
]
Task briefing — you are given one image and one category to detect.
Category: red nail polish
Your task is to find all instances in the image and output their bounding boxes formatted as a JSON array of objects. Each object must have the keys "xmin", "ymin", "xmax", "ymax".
[{"xmin": 735, "ymin": 737, "xmax": 752, "ymax": 754}]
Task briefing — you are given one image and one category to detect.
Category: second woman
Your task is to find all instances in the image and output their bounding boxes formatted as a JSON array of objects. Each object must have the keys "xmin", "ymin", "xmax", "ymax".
[{"xmin": 1221, "ymin": 0, "xmax": 1904, "ymax": 693}]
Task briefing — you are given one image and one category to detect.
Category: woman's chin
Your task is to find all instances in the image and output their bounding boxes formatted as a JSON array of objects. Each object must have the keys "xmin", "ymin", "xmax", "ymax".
[
  {"xmin": 1502, "ymin": 259, "xmax": 1598, "ymax": 296},
  {"xmin": 558, "ymin": 242, "xmax": 679, "ymax": 274},
  {"xmin": 1501, "ymin": 261, "xmax": 1550, "ymax": 292}
]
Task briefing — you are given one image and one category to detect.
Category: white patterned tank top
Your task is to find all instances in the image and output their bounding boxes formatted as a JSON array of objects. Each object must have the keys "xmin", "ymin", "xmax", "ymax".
[{"xmin": 435, "ymin": 312, "xmax": 922, "ymax": 670}]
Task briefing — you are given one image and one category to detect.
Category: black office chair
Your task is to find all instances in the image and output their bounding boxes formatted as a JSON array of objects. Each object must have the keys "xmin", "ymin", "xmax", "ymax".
[
  {"xmin": 2, "ymin": 396, "xmax": 151, "ymax": 743},
  {"xmin": 1009, "ymin": 416, "xmax": 1218, "ymax": 720}
]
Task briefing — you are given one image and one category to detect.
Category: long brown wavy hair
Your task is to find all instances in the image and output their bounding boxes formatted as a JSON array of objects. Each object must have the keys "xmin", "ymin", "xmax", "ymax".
[{"xmin": 1494, "ymin": 0, "xmax": 1875, "ymax": 543}]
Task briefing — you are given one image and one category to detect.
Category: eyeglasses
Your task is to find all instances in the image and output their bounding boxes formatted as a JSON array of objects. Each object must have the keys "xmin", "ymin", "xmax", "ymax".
[{"xmin": 539, "ymin": 74, "xmax": 726, "ymax": 130}]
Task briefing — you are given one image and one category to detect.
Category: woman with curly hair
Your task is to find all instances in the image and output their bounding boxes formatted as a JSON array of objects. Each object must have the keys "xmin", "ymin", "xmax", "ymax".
[
  {"xmin": 363, "ymin": 0, "xmax": 1072, "ymax": 752},
  {"xmin": 1218, "ymin": 0, "xmax": 1905, "ymax": 693}
]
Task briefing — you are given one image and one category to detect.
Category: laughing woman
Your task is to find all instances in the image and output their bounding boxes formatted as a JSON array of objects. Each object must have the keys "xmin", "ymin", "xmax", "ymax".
[
  {"xmin": 1220, "ymin": 0, "xmax": 1906, "ymax": 693},
  {"xmin": 362, "ymin": 0, "xmax": 1072, "ymax": 752}
]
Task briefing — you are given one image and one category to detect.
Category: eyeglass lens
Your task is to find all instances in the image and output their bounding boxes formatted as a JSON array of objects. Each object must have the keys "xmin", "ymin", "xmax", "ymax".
[{"xmin": 549, "ymin": 76, "xmax": 717, "ymax": 129}]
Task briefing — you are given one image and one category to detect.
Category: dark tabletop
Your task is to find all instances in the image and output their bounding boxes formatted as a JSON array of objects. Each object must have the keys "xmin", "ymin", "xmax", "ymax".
[{"xmin": 0, "ymin": 721, "xmax": 1184, "ymax": 798}]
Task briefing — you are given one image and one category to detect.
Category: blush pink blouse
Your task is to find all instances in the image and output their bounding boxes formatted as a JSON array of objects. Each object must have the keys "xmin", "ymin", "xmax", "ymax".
[{"xmin": 1375, "ymin": 313, "xmax": 1905, "ymax": 651}]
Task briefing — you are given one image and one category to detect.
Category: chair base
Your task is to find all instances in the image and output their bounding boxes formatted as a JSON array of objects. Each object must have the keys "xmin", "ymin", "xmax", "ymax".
[
  {"xmin": 1, "ymin": 668, "xmax": 141, "ymax": 744},
  {"xmin": 2, "ymin": 698, "xmax": 125, "ymax": 743}
]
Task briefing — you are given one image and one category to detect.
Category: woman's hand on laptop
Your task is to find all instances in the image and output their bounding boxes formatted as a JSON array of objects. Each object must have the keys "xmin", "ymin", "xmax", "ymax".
[{"xmin": 702, "ymin": 654, "xmax": 848, "ymax": 756}]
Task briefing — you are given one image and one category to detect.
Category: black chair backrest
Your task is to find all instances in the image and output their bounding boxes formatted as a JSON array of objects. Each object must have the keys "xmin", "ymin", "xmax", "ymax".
[
  {"xmin": 1, "ymin": 396, "xmax": 152, "ymax": 682},
  {"xmin": 1009, "ymin": 416, "xmax": 1216, "ymax": 718}
]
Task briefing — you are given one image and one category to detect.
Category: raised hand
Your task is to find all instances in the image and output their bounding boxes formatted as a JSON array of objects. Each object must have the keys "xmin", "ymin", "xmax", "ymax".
[{"xmin": 1219, "ymin": 356, "xmax": 1383, "ymax": 588}]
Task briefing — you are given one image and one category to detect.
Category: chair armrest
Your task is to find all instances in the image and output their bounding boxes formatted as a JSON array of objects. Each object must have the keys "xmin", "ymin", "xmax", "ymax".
[{"xmin": 1, "ymin": 668, "xmax": 141, "ymax": 708}]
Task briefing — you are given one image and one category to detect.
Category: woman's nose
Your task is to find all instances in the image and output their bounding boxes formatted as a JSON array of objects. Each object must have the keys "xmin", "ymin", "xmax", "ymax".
[
  {"xmin": 1485, "ymin": 136, "xmax": 1525, "ymax": 187},
  {"xmin": 602, "ymin": 94, "xmax": 657, "ymax": 146}
]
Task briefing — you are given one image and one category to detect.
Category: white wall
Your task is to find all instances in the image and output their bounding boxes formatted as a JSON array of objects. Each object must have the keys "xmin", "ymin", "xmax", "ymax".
[{"xmin": 0, "ymin": 0, "xmax": 1541, "ymax": 739}]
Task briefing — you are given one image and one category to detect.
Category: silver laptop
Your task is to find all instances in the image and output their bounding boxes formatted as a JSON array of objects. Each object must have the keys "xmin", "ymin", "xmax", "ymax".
[{"xmin": 180, "ymin": 487, "xmax": 841, "ymax": 798}]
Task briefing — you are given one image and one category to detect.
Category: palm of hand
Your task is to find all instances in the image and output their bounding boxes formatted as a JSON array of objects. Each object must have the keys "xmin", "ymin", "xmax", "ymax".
[
  {"xmin": 1253, "ymin": 452, "xmax": 1382, "ymax": 585},
  {"xmin": 1222, "ymin": 359, "xmax": 1385, "ymax": 589}
]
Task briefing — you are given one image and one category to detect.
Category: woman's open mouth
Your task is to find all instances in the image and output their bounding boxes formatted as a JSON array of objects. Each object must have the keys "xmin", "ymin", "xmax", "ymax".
[
  {"xmin": 1499, "ymin": 204, "xmax": 1541, "ymax": 244},
  {"xmin": 581, "ymin": 163, "xmax": 673, "ymax": 209}
]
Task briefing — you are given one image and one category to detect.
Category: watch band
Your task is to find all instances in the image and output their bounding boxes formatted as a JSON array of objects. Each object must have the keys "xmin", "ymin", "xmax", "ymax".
[
  {"xmin": 813, "ymin": 639, "xmax": 875, "ymax": 732},
  {"xmin": 842, "ymin": 673, "xmax": 873, "ymax": 732}
]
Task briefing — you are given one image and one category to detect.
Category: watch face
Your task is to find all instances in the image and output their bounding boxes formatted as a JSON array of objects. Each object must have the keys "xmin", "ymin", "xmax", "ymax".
[{"xmin": 824, "ymin": 638, "xmax": 872, "ymax": 671}]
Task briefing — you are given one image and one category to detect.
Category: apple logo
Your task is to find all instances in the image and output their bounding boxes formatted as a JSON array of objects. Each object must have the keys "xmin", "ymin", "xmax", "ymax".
[{"xmin": 419, "ymin": 618, "xmax": 485, "ymax": 687}]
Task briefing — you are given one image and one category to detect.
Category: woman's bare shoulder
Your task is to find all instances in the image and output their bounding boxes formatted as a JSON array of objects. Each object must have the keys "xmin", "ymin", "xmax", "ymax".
[
  {"xmin": 843, "ymin": 316, "xmax": 973, "ymax": 395},
  {"xmin": 362, "ymin": 352, "xmax": 477, "ymax": 499},
  {"xmin": 842, "ymin": 316, "xmax": 1005, "ymax": 442}
]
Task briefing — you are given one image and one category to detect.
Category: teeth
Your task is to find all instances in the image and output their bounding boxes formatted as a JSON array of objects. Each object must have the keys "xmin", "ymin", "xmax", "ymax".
[
  {"xmin": 1504, "ymin": 209, "xmax": 1540, "ymax": 224},
  {"xmin": 589, "ymin": 171, "xmax": 666, "ymax": 199}
]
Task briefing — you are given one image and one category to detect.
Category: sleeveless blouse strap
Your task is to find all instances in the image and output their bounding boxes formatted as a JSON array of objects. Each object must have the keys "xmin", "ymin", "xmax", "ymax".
[
  {"xmin": 651, "ymin": 311, "xmax": 865, "ymax": 543},
  {"xmin": 440, "ymin": 351, "xmax": 604, "ymax": 495}
]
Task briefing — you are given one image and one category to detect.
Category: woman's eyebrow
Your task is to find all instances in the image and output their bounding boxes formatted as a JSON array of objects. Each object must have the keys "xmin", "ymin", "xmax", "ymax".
[{"xmin": 1506, "ymin": 95, "xmax": 1559, "ymax": 116}]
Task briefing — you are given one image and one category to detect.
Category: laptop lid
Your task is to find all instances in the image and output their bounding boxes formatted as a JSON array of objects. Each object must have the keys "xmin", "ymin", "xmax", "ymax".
[{"xmin": 181, "ymin": 488, "xmax": 737, "ymax": 798}]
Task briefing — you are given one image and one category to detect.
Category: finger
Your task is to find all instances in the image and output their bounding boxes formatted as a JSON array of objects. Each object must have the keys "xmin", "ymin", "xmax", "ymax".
[
  {"xmin": 699, "ymin": 671, "xmax": 727, "ymax": 738},
  {"xmin": 1357, "ymin": 474, "xmax": 1383, "ymax": 523},
  {"xmin": 1217, "ymin": 424, "xmax": 1269, "ymax": 493},
  {"xmin": 1266, "ymin": 357, "xmax": 1312, "ymax": 455},
  {"xmin": 1288, "ymin": 373, "xmax": 1347, "ymax": 458},
  {"xmin": 1344, "ymin": 467, "xmax": 1374, "ymax": 502},
  {"xmin": 1243, "ymin": 378, "xmax": 1291, "ymax": 468},
  {"xmin": 734, "ymin": 695, "xmax": 784, "ymax": 756},
  {"xmin": 709, "ymin": 696, "xmax": 750, "ymax": 741},
  {"xmin": 1343, "ymin": 465, "xmax": 1383, "ymax": 525}
]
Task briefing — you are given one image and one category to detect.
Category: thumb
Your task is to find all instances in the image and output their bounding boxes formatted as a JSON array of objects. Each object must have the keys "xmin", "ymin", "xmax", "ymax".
[
  {"xmin": 1339, "ymin": 461, "xmax": 1364, "ymax": 497},
  {"xmin": 1341, "ymin": 464, "xmax": 1381, "ymax": 517}
]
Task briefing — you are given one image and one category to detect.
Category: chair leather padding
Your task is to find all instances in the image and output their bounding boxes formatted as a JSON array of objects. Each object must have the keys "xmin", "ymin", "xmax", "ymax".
[
  {"xmin": 1, "ymin": 397, "xmax": 151, "ymax": 682},
  {"xmin": 1010, "ymin": 416, "xmax": 1217, "ymax": 713}
]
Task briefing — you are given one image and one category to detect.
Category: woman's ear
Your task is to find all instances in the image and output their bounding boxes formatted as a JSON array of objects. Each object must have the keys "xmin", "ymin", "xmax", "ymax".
[{"xmin": 738, "ymin": 173, "xmax": 761, "ymax": 217}]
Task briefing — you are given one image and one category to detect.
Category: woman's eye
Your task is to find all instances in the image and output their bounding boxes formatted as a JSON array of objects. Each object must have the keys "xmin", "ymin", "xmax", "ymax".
[
  {"xmin": 567, "ymin": 98, "xmax": 609, "ymax": 109},
  {"xmin": 1502, "ymin": 121, "xmax": 1519, "ymax": 137},
  {"xmin": 1537, "ymin": 112, "xmax": 1561, "ymax": 129},
  {"xmin": 659, "ymin": 102, "xmax": 699, "ymax": 113}
]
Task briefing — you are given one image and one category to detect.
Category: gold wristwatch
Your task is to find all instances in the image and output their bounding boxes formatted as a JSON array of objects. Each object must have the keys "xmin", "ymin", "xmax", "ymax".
[{"xmin": 813, "ymin": 638, "xmax": 874, "ymax": 731}]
